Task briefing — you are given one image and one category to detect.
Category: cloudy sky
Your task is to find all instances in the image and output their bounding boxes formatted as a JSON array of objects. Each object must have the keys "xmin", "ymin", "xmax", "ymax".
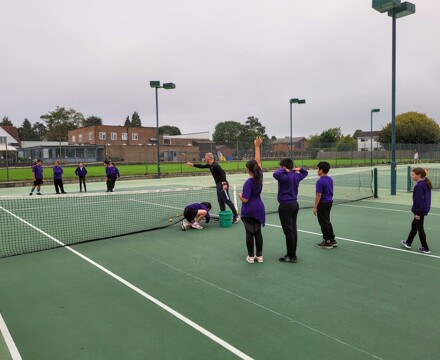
[{"xmin": 1, "ymin": 0, "xmax": 439, "ymax": 139}]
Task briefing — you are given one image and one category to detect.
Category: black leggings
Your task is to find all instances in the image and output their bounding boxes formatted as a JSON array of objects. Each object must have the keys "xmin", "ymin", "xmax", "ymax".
[
  {"xmin": 242, "ymin": 217, "xmax": 263, "ymax": 257},
  {"xmin": 407, "ymin": 216, "xmax": 429, "ymax": 249},
  {"xmin": 78, "ymin": 176, "xmax": 86, "ymax": 191}
]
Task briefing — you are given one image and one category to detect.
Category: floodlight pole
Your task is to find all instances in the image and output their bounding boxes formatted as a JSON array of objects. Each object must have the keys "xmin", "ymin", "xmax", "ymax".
[
  {"xmin": 150, "ymin": 81, "xmax": 175, "ymax": 179},
  {"xmin": 371, "ymin": 109, "xmax": 380, "ymax": 166},
  {"xmin": 154, "ymin": 86, "xmax": 160, "ymax": 179},
  {"xmin": 372, "ymin": 0, "xmax": 416, "ymax": 195},
  {"xmin": 391, "ymin": 7, "xmax": 397, "ymax": 194}
]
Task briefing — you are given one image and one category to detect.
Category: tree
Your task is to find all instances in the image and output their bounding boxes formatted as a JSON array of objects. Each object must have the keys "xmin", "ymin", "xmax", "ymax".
[
  {"xmin": 18, "ymin": 119, "xmax": 34, "ymax": 140},
  {"xmin": 336, "ymin": 135, "xmax": 357, "ymax": 151},
  {"xmin": 40, "ymin": 106, "xmax": 83, "ymax": 141},
  {"xmin": 245, "ymin": 116, "xmax": 267, "ymax": 139},
  {"xmin": 32, "ymin": 122, "xmax": 47, "ymax": 141},
  {"xmin": 131, "ymin": 112, "xmax": 142, "ymax": 127},
  {"xmin": 82, "ymin": 115, "xmax": 103, "ymax": 127},
  {"xmin": 379, "ymin": 112, "xmax": 440, "ymax": 144},
  {"xmin": 159, "ymin": 125, "xmax": 181, "ymax": 135},
  {"xmin": 18, "ymin": 119, "xmax": 47, "ymax": 141},
  {"xmin": 319, "ymin": 127, "xmax": 342, "ymax": 144},
  {"xmin": 213, "ymin": 121, "xmax": 248, "ymax": 142},
  {"xmin": 124, "ymin": 116, "xmax": 130, "ymax": 127},
  {"xmin": 307, "ymin": 133, "xmax": 321, "ymax": 148},
  {"xmin": 1, "ymin": 116, "xmax": 13, "ymax": 126}
]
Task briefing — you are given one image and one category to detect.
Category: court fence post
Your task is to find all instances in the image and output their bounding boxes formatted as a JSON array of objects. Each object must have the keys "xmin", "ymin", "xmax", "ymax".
[
  {"xmin": 373, "ymin": 168, "xmax": 378, "ymax": 198},
  {"xmin": 407, "ymin": 165, "xmax": 412, "ymax": 192}
]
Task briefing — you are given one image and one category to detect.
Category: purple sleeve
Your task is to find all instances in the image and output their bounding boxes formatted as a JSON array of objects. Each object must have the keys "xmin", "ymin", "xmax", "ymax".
[{"xmin": 242, "ymin": 179, "xmax": 252, "ymax": 200}]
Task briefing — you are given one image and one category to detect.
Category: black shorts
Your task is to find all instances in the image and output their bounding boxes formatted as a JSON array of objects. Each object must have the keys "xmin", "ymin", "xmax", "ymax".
[
  {"xmin": 33, "ymin": 179, "xmax": 43, "ymax": 186},
  {"xmin": 183, "ymin": 207, "xmax": 198, "ymax": 222}
]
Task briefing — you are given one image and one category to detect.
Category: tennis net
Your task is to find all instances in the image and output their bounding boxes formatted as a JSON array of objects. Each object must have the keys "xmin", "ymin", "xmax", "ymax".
[{"xmin": 0, "ymin": 168, "xmax": 373, "ymax": 258}]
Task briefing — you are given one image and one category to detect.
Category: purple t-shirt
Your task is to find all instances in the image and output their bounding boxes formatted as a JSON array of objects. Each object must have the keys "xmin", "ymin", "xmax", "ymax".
[
  {"xmin": 316, "ymin": 176, "xmax": 333, "ymax": 203},
  {"xmin": 32, "ymin": 165, "xmax": 44, "ymax": 179},
  {"xmin": 273, "ymin": 167, "xmax": 308, "ymax": 204},
  {"xmin": 241, "ymin": 173, "xmax": 265, "ymax": 226},
  {"xmin": 186, "ymin": 203, "xmax": 211, "ymax": 222}
]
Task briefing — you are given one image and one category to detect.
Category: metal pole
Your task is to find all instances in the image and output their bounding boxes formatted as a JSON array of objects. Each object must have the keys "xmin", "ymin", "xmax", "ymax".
[
  {"xmin": 289, "ymin": 103, "xmax": 293, "ymax": 159},
  {"xmin": 391, "ymin": 8, "xmax": 397, "ymax": 195},
  {"xmin": 155, "ymin": 87, "xmax": 160, "ymax": 179},
  {"xmin": 5, "ymin": 139, "xmax": 9, "ymax": 181},
  {"xmin": 370, "ymin": 111, "xmax": 373, "ymax": 167}
]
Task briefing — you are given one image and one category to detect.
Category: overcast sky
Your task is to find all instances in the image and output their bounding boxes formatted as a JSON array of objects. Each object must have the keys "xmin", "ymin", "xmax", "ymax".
[{"xmin": 1, "ymin": 0, "xmax": 439, "ymax": 139}]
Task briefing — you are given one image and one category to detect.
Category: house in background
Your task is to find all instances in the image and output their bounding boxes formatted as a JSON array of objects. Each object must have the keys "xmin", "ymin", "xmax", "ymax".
[
  {"xmin": 0, "ymin": 126, "xmax": 19, "ymax": 165},
  {"xmin": 356, "ymin": 131, "xmax": 382, "ymax": 151},
  {"xmin": 271, "ymin": 136, "xmax": 308, "ymax": 156}
]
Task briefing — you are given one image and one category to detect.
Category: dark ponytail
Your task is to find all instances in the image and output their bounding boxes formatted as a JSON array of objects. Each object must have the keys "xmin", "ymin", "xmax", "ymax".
[{"xmin": 246, "ymin": 159, "xmax": 262, "ymax": 185}]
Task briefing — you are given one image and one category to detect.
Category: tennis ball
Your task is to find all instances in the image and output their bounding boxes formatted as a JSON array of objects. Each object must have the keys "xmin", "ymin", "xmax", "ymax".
[
  {"xmin": 169, "ymin": 218, "xmax": 173, "ymax": 222},
  {"xmin": 346, "ymin": 194, "xmax": 350, "ymax": 197}
]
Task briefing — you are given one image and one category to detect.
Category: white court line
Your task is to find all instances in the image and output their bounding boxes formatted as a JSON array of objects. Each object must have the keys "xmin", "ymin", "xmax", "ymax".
[
  {"xmin": 0, "ymin": 205, "xmax": 253, "ymax": 360},
  {"xmin": 0, "ymin": 312, "xmax": 22, "ymax": 360},
  {"xmin": 265, "ymin": 224, "xmax": 440, "ymax": 259}
]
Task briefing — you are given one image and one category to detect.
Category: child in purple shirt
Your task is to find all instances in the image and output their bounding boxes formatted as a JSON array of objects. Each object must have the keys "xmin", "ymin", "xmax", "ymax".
[
  {"xmin": 273, "ymin": 159, "xmax": 308, "ymax": 263},
  {"xmin": 75, "ymin": 162, "xmax": 88, "ymax": 192},
  {"xmin": 53, "ymin": 161, "xmax": 66, "ymax": 194},
  {"xmin": 29, "ymin": 159, "xmax": 44, "ymax": 195},
  {"xmin": 181, "ymin": 202, "xmax": 212, "ymax": 230},
  {"xmin": 239, "ymin": 136, "xmax": 265, "ymax": 264},
  {"xmin": 314, "ymin": 162, "xmax": 336, "ymax": 249},
  {"xmin": 401, "ymin": 167, "xmax": 432, "ymax": 254}
]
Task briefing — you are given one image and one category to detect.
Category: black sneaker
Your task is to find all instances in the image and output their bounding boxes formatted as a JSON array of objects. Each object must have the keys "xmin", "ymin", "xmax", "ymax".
[
  {"xmin": 316, "ymin": 240, "xmax": 333, "ymax": 249},
  {"xmin": 279, "ymin": 255, "xmax": 298, "ymax": 263},
  {"xmin": 331, "ymin": 240, "xmax": 337, "ymax": 247},
  {"xmin": 29, "ymin": 193, "xmax": 33, "ymax": 196},
  {"xmin": 401, "ymin": 240, "xmax": 411, "ymax": 249},
  {"xmin": 36, "ymin": 193, "xmax": 43, "ymax": 195},
  {"xmin": 418, "ymin": 247, "xmax": 431, "ymax": 254}
]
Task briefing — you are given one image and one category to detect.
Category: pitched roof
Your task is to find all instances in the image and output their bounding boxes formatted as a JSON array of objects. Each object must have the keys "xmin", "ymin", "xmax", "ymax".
[
  {"xmin": 271, "ymin": 137, "xmax": 307, "ymax": 144},
  {"xmin": 0, "ymin": 126, "xmax": 20, "ymax": 143},
  {"xmin": 357, "ymin": 131, "xmax": 381, "ymax": 138}
]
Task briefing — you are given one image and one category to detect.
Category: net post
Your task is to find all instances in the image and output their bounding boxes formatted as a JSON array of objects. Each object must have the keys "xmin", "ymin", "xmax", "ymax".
[
  {"xmin": 407, "ymin": 165, "xmax": 412, "ymax": 192},
  {"xmin": 373, "ymin": 168, "xmax": 378, "ymax": 198}
]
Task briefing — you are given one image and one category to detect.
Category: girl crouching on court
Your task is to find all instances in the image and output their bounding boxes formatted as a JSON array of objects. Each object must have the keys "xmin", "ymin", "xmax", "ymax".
[
  {"xmin": 239, "ymin": 136, "xmax": 265, "ymax": 264},
  {"xmin": 181, "ymin": 202, "xmax": 211, "ymax": 230},
  {"xmin": 401, "ymin": 167, "xmax": 432, "ymax": 254}
]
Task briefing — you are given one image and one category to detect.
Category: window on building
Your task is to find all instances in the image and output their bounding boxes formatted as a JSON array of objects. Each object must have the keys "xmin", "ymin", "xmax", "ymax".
[
  {"xmin": 72, "ymin": 135, "xmax": 76, "ymax": 143},
  {"xmin": 78, "ymin": 134, "xmax": 83, "ymax": 142},
  {"xmin": 122, "ymin": 133, "xmax": 128, "ymax": 141},
  {"xmin": 132, "ymin": 133, "xmax": 138, "ymax": 141},
  {"xmin": 111, "ymin": 132, "xmax": 117, "ymax": 140},
  {"xmin": 164, "ymin": 139, "xmax": 171, "ymax": 145},
  {"xmin": 88, "ymin": 132, "xmax": 93, "ymax": 140},
  {"xmin": 99, "ymin": 132, "xmax": 106, "ymax": 140}
]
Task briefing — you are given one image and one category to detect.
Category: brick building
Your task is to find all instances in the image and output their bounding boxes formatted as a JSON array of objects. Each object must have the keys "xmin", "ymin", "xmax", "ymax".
[{"xmin": 68, "ymin": 126, "xmax": 205, "ymax": 163}]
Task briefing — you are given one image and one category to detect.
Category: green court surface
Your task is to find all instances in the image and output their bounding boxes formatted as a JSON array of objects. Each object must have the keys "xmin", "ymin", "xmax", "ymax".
[{"xmin": 1, "ymin": 166, "xmax": 440, "ymax": 359}]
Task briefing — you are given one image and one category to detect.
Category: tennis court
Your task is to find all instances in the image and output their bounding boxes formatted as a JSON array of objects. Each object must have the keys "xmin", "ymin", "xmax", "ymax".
[{"xmin": 1, "ymin": 165, "xmax": 440, "ymax": 359}]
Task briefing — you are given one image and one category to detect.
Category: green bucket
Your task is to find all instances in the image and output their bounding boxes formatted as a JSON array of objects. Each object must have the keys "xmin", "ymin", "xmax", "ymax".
[{"xmin": 219, "ymin": 210, "xmax": 233, "ymax": 228}]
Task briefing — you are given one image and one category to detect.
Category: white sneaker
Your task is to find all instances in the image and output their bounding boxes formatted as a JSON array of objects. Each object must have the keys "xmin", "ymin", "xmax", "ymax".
[
  {"xmin": 180, "ymin": 221, "xmax": 187, "ymax": 231},
  {"xmin": 246, "ymin": 256, "xmax": 255, "ymax": 263},
  {"xmin": 191, "ymin": 222, "xmax": 203, "ymax": 230},
  {"xmin": 233, "ymin": 216, "xmax": 240, "ymax": 224},
  {"xmin": 255, "ymin": 256, "xmax": 264, "ymax": 263}
]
